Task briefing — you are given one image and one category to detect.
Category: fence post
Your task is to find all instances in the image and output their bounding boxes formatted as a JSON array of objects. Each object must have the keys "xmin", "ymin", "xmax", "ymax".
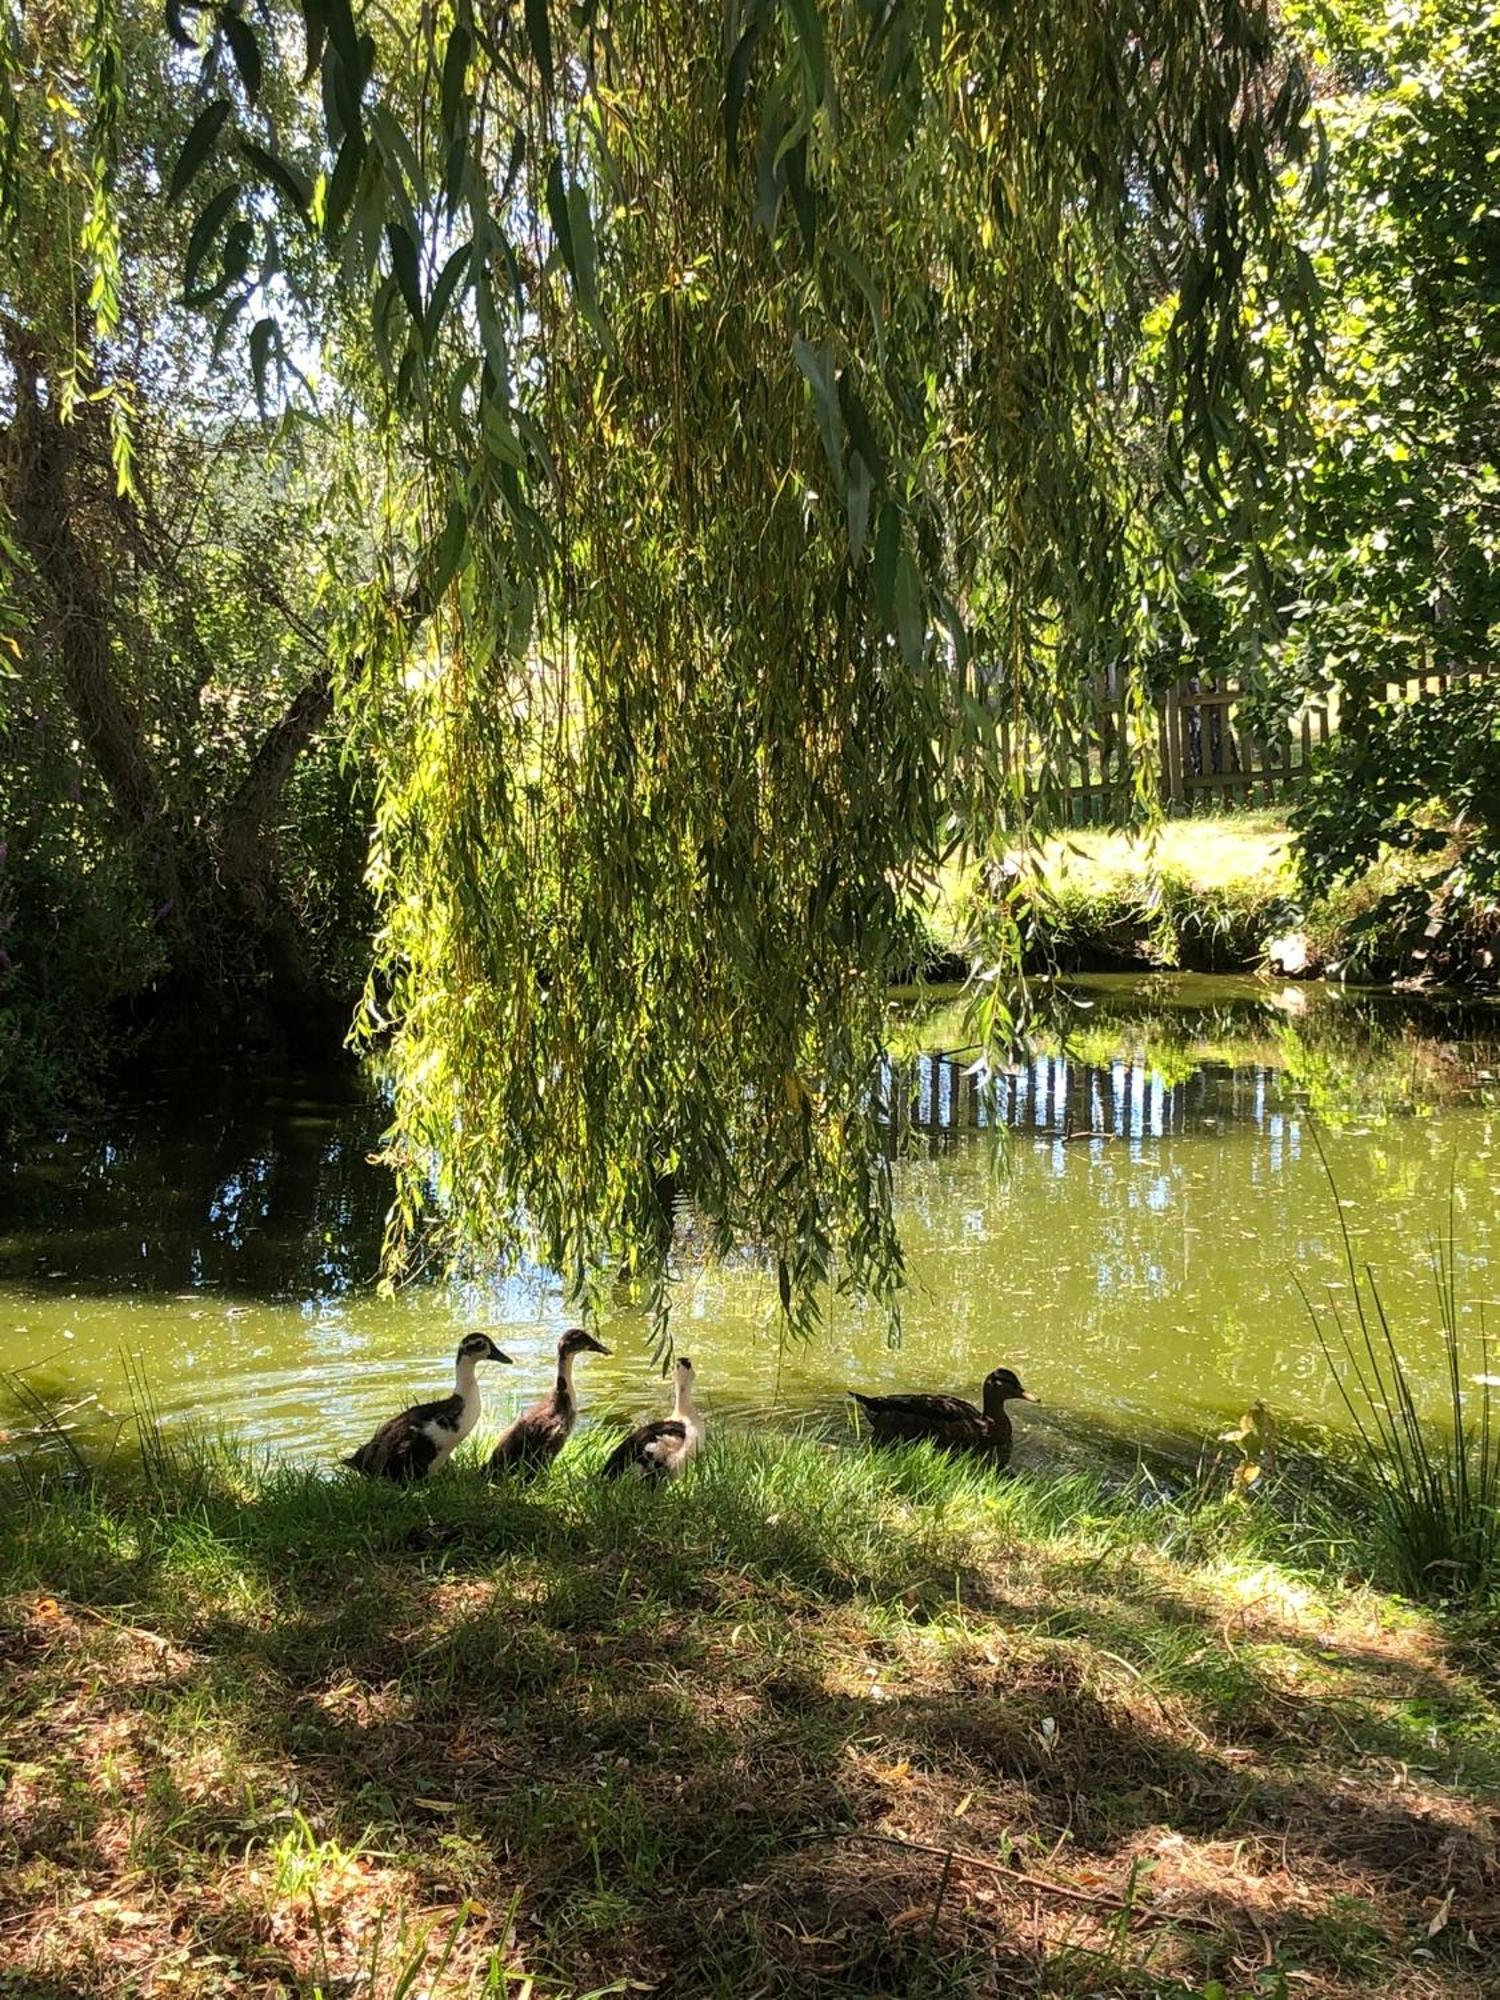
[{"xmin": 1162, "ymin": 683, "xmax": 1185, "ymax": 806}]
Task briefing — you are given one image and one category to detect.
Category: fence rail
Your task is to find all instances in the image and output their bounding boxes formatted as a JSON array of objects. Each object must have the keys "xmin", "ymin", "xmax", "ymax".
[{"xmin": 1049, "ymin": 668, "xmax": 1489, "ymax": 823}]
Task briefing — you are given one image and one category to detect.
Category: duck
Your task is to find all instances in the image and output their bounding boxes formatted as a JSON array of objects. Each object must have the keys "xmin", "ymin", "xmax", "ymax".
[
  {"xmin": 486, "ymin": 1326, "xmax": 612, "ymax": 1478},
  {"xmin": 343, "ymin": 1332, "xmax": 512, "ymax": 1483},
  {"xmin": 600, "ymin": 1356, "xmax": 704, "ymax": 1482},
  {"xmin": 849, "ymin": 1365, "xmax": 1034, "ymax": 1467}
]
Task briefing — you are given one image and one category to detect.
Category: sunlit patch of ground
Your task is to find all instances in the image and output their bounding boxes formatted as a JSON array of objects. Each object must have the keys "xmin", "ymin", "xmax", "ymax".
[{"xmin": 1, "ymin": 1438, "xmax": 1496, "ymax": 1997}]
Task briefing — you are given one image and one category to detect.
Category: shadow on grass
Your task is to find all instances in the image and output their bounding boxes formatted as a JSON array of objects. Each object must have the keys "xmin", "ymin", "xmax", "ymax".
[{"xmin": 2, "ymin": 1437, "xmax": 1497, "ymax": 1998}]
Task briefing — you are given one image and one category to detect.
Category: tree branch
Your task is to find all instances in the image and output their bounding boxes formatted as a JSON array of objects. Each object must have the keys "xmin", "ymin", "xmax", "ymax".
[{"xmin": 220, "ymin": 668, "xmax": 335, "ymax": 844}]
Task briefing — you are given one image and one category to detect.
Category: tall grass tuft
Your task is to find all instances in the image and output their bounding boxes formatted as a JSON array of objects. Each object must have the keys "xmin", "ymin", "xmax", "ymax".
[{"xmin": 1301, "ymin": 1142, "xmax": 1499, "ymax": 1605}]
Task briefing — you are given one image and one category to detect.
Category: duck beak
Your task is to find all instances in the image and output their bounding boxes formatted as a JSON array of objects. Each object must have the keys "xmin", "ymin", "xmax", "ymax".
[
  {"xmin": 1019, "ymin": 1389, "xmax": 1037, "ymax": 1403},
  {"xmin": 492, "ymin": 1347, "xmax": 514, "ymax": 1364},
  {"xmin": 587, "ymin": 1336, "xmax": 611, "ymax": 1356}
]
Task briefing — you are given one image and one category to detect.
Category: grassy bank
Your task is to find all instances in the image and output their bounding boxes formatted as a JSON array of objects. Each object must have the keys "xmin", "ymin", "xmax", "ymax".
[
  {"xmin": 946, "ymin": 813, "xmax": 1298, "ymax": 976},
  {"xmin": 2, "ymin": 1434, "xmax": 1497, "ymax": 1998}
]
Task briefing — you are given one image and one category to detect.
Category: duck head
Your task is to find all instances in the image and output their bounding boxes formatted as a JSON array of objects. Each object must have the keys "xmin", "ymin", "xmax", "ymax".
[
  {"xmin": 559, "ymin": 1326, "xmax": 611, "ymax": 1359},
  {"xmin": 457, "ymin": 1333, "xmax": 513, "ymax": 1366},
  {"xmin": 982, "ymin": 1366, "xmax": 1033, "ymax": 1416}
]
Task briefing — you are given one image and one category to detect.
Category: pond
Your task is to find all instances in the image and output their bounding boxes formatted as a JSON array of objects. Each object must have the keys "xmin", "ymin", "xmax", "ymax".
[{"xmin": 2, "ymin": 974, "xmax": 1497, "ymax": 1472}]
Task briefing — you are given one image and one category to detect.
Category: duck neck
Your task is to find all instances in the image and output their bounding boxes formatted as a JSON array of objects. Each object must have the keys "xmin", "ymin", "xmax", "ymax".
[
  {"xmin": 454, "ymin": 1352, "xmax": 483, "ymax": 1421},
  {"xmin": 554, "ymin": 1347, "xmax": 576, "ymax": 1412},
  {"xmin": 981, "ymin": 1379, "xmax": 1010, "ymax": 1423},
  {"xmin": 674, "ymin": 1377, "xmax": 698, "ymax": 1428}
]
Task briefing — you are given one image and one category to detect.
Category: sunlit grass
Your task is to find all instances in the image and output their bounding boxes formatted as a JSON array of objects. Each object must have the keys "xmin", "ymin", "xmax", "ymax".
[
  {"xmin": 3, "ymin": 1425, "xmax": 1497, "ymax": 1997},
  {"xmin": 1035, "ymin": 810, "xmax": 1294, "ymax": 896}
]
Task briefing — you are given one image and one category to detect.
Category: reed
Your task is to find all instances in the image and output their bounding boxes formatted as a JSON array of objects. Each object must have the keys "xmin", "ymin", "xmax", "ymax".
[{"xmin": 1301, "ymin": 1140, "xmax": 1499, "ymax": 1604}]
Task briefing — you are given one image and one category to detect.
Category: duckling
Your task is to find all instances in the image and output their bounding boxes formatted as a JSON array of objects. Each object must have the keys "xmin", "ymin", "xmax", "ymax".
[
  {"xmin": 849, "ymin": 1365, "xmax": 1034, "ymax": 1468},
  {"xmin": 486, "ymin": 1326, "xmax": 611, "ymax": 1478},
  {"xmin": 343, "ymin": 1333, "xmax": 512, "ymax": 1483},
  {"xmin": 600, "ymin": 1356, "xmax": 704, "ymax": 1482}
]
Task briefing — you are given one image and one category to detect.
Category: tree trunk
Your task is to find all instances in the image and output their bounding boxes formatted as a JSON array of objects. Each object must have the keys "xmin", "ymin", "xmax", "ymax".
[{"xmin": 216, "ymin": 667, "xmax": 350, "ymax": 1056}]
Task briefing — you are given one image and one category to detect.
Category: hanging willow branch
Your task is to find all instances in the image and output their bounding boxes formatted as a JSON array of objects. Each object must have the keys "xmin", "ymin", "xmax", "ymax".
[{"xmin": 126, "ymin": 0, "xmax": 1317, "ymax": 1333}]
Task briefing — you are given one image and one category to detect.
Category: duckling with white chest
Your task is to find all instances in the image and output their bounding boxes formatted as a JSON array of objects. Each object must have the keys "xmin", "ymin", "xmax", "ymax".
[
  {"xmin": 600, "ymin": 1356, "xmax": 704, "ymax": 1482},
  {"xmin": 343, "ymin": 1333, "xmax": 512, "ymax": 1483},
  {"xmin": 487, "ymin": 1326, "xmax": 611, "ymax": 1479}
]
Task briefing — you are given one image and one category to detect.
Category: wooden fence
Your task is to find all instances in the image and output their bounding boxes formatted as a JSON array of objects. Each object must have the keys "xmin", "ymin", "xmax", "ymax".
[{"xmin": 1047, "ymin": 668, "xmax": 1488, "ymax": 823}]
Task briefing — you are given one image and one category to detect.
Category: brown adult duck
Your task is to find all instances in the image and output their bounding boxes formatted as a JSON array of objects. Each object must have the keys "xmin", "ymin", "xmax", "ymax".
[
  {"xmin": 850, "ymin": 1366, "xmax": 1034, "ymax": 1467},
  {"xmin": 486, "ymin": 1326, "xmax": 611, "ymax": 1478},
  {"xmin": 600, "ymin": 1357, "xmax": 704, "ymax": 1482},
  {"xmin": 343, "ymin": 1333, "xmax": 512, "ymax": 1483}
]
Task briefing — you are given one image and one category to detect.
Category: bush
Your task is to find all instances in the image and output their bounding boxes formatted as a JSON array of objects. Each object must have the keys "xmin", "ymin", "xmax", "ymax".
[{"xmin": 1294, "ymin": 682, "xmax": 1500, "ymax": 985}]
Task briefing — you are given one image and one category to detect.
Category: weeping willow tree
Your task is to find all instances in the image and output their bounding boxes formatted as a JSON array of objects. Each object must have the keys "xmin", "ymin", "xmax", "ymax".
[{"xmin": 13, "ymin": 0, "xmax": 1316, "ymax": 1329}]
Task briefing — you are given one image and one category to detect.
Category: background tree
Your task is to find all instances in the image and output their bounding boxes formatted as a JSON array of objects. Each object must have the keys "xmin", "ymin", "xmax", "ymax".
[
  {"xmin": 1159, "ymin": 0, "xmax": 1500, "ymax": 977},
  {"xmin": 0, "ymin": 0, "xmax": 370, "ymax": 1136}
]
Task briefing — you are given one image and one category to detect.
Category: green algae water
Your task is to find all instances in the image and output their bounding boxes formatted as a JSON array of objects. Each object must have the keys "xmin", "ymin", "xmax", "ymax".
[{"xmin": 2, "ymin": 975, "xmax": 1497, "ymax": 1469}]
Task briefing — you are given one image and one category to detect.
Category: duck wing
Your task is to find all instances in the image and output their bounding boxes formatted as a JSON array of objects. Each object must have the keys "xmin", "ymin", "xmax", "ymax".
[
  {"xmin": 487, "ymin": 1399, "xmax": 569, "ymax": 1479},
  {"xmin": 345, "ymin": 1391, "xmax": 464, "ymax": 1483},
  {"xmin": 850, "ymin": 1391, "xmax": 985, "ymax": 1446},
  {"xmin": 345, "ymin": 1408, "xmax": 439, "ymax": 1483},
  {"xmin": 600, "ymin": 1418, "xmax": 688, "ymax": 1481}
]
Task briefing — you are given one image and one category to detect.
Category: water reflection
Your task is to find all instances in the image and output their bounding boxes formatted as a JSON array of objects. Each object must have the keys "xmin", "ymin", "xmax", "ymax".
[
  {"xmin": 886, "ymin": 1046, "xmax": 1320, "ymax": 1156},
  {"xmin": 0, "ymin": 1074, "xmax": 389, "ymax": 1299},
  {"xmin": 2, "ymin": 977, "xmax": 1498, "ymax": 1463}
]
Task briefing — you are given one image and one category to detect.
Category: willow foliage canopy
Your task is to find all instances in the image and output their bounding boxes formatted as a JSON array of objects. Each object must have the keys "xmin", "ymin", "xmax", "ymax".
[{"xmin": 4, "ymin": 0, "xmax": 1316, "ymax": 1331}]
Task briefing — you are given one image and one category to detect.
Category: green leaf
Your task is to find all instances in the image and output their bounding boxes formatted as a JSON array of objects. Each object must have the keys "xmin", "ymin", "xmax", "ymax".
[
  {"xmin": 830, "ymin": 241, "xmax": 885, "ymax": 369},
  {"xmin": 836, "ymin": 374, "xmax": 884, "ymax": 482},
  {"xmin": 845, "ymin": 448, "xmax": 872, "ymax": 561},
  {"xmin": 219, "ymin": 6, "xmax": 262, "ymax": 103},
  {"xmin": 238, "ymin": 138, "xmax": 312, "ymax": 218},
  {"xmin": 785, "ymin": 0, "xmax": 828, "ymax": 100},
  {"xmin": 441, "ymin": 23, "xmax": 471, "ymax": 138},
  {"xmin": 793, "ymin": 334, "xmax": 841, "ymax": 475},
  {"xmin": 499, "ymin": 127, "xmax": 527, "ymax": 205},
  {"xmin": 475, "ymin": 272, "xmax": 512, "ymax": 394},
  {"xmin": 872, "ymin": 500, "xmax": 900, "ymax": 621},
  {"xmin": 183, "ymin": 181, "xmax": 239, "ymax": 298},
  {"xmin": 169, "ymin": 99, "xmax": 231, "ymax": 204},
  {"xmin": 186, "ymin": 215, "xmax": 253, "ymax": 306},
  {"xmin": 165, "ymin": 1, "xmax": 198, "ymax": 51},
  {"xmin": 724, "ymin": 21, "xmax": 759, "ymax": 169},
  {"xmin": 370, "ymin": 272, "xmax": 401, "ymax": 381},
  {"xmin": 545, "ymin": 156, "xmax": 575, "ymax": 276},
  {"xmin": 368, "ymin": 101, "xmax": 429, "ymax": 215},
  {"xmin": 525, "ymin": 0, "xmax": 553, "ymax": 90},
  {"xmin": 319, "ymin": 0, "xmax": 360, "ymax": 75},
  {"xmin": 423, "ymin": 240, "xmax": 472, "ymax": 353},
  {"xmin": 323, "ymin": 129, "xmax": 365, "ymax": 245},
  {"xmin": 566, "ymin": 181, "xmax": 602, "ymax": 327},
  {"xmin": 249, "ymin": 314, "xmax": 278, "ymax": 408},
  {"xmin": 427, "ymin": 493, "xmax": 470, "ymax": 602},
  {"xmin": 299, "ymin": 0, "xmax": 326, "ymax": 83},
  {"xmin": 386, "ymin": 221, "xmax": 424, "ymax": 327},
  {"xmin": 784, "ymin": 134, "xmax": 816, "ymax": 256},
  {"xmin": 893, "ymin": 547, "xmax": 924, "ymax": 668}
]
